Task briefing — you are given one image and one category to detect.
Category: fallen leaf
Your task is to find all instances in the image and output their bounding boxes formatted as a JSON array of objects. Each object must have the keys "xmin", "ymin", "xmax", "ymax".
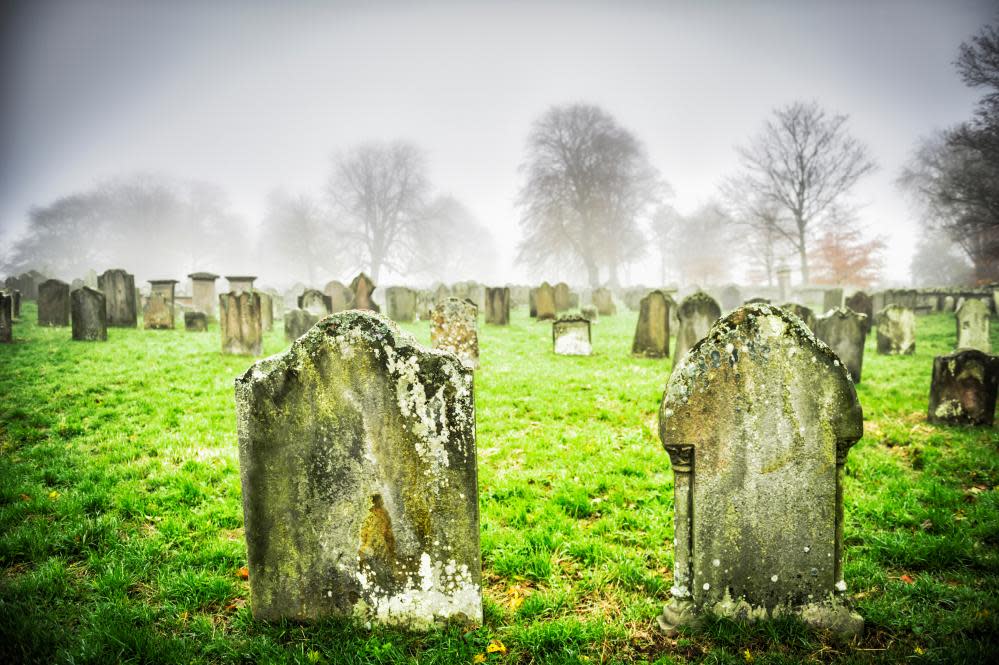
[
  {"xmin": 19, "ymin": 494, "xmax": 30, "ymax": 502},
  {"xmin": 914, "ymin": 646, "xmax": 925, "ymax": 655},
  {"xmin": 743, "ymin": 649, "xmax": 754, "ymax": 662},
  {"xmin": 487, "ymin": 639, "xmax": 507, "ymax": 654},
  {"xmin": 473, "ymin": 655, "xmax": 486, "ymax": 664},
  {"xmin": 48, "ymin": 490, "xmax": 59, "ymax": 500},
  {"xmin": 900, "ymin": 574, "xmax": 914, "ymax": 584},
  {"xmin": 237, "ymin": 567, "xmax": 249, "ymax": 580}
]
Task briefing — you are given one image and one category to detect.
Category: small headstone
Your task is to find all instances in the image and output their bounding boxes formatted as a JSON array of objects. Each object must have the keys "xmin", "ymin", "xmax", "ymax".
[
  {"xmin": 592, "ymin": 287, "xmax": 616, "ymax": 316},
  {"xmin": 673, "ymin": 292, "xmax": 722, "ymax": 366},
  {"xmin": 324, "ymin": 280, "xmax": 354, "ymax": 313},
  {"xmin": 484, "ymin": 287, "xmax": 510, "ymax": 325},
  {"xmin": 430, "ymin": 298, "xmax": 479, "ymax": 369},
  {"xmin": 299, "ymin": 288, "xmax": 332, "ymax": 317},
  {"xmin": 528, "ymin": 288, "xmax": 537, "ymax": 318},
  {"xmin": 98, "ymin": 269, "xmax": 137, "ymax": 327},
  {"xmin": 259, "ymin": 292, "xmax": 274, "ymax": 332},
  {"xmin": 235, "ymin": 311, "xmax": 481, "ymax": 628},
  {"xmin": 568, "ymin": 292, "xmax": 579, "ymax": 309},
  {"xmin": 386, "ymin": 286, "xmax": 417, "ymax": 323},
  {"xmin": 955, "ymin": 299, "xmax": 991, "ymax": 353},
  {"xmin": 845, "ymin": 291, "xmax": 873, "ymax": 334},
  {"xmin": 942, "ymin": 295, "xmax": 956, "ymax": 313},
  {"xmin": 554, "ymin": 283, "xmax": 571, "ymax": 312},
  {"xmin": 70, "ymin": 278, "xmax": 84, "ymax": 291},
  {"xmin": 185, "ymin": 311, "xmax": 208, "ymax": 332},
  {"xmin": 814, "ymin": 308, "xmax": 867, "ymax": 383},
  {"xmin": 875, "ymin": 305, "xmax": 915, "ymax": 355},
  {"xmin": 144, "ymin": 280, "xmax": 178, "ymax": 329},
  {"xmin": 0, "ymin": 292, "xmax": 12, "ymax": 343},
  {"xmin": 37, "ymin": 279, "xmax": 70, "ymax": 327},
  {"xmin": 11, "ymin": 290, "xmax": 21, "ymax": 319},
  {"xmin": 350, "ymin": 272, "xmax": 380, "ymax": 312},
  {"xmin": 535, "ymin": 282, "xmax": 556, "ymax": 320},
  {"xmin": 781, "ymin": 302, "xmax": 816, "ymax": 331},
  {"xmin": 823, "ymin": 288, "xmax": 843, "ymax": 313},
  {"xmin": 580, "ymin": 305, "xmax": 598, "ymax": 322},
  {"xmin": 658, "ymin": 304, "xmax": 864, "ymax": 639},
  {"xmin": 83, "ymin": 269, "xmax": 98, "ymax": 289},
  {"xmin": 632, "ymin": 290, "xmax": 671, "ymax": 358},
  {"xmin": 71, "ymin": 287, "xmax": 107, "ymax": 341},
  {"xmin": 220, "ymin": 291, "xmax": 262, "ymax": 356},
  {"xmin": 284, "ymin": 308, "xmax": 320, "ymax": 342},
  {"xmin": 927, "ymin": 350, "xmax": 999, "ymax": 426},
  {"xmin": 553, "ymin": 315, "xmax": 592, "ymax": 356},
  {"xmin": 188, "ymin": 272, "xmax": 220, "ymax": 318}
]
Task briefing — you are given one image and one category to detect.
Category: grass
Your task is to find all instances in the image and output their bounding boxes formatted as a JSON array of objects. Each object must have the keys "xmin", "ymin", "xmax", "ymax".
[{"xmin": 1, "ymin": 300, "xmax": 998, "ymax": 664}]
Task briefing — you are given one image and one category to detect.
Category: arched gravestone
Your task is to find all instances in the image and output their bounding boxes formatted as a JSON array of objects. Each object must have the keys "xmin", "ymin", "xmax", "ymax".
[
  {"xmin": 535, "ymin": 282, "xmax": 556, "ymax": 321},
  {"xmin": 324, "ymin": 280, "xmax": 354, "ymax": 313},
  {"xmin": 955, "ymin": 299, "xmax": 991, "ymax": 353},
  {"xmin": 720, "ymin": 285, "xmax": 741, "ymax": 312},
  {"xmin": 658, "ymin": 304, "xmax": 864, "ymax": 638},
  {"xmin": 781, "ymin": 303, "xmax": 816, "ymax": 332},
  {"xmin": 219, "ymin": 291, "xmax": 262, "ymax": 356},
  {"xmin": 0, "ymin": 292, "xmax": 12, "ymax": 343},
  {"xmin": 71, "ymin": 287, "xmax": 107, "ymax": 341},
  {"xmin": 632, "ymin": 290, "xmax": 671, "ymax": 358},
  {"xmin": 298, "ymin": 288, "xmax": 332, "ymax": 317},
  {"xmin": 38, "ymin": 279, "xmax": 70, "ymax": 326},
  {"xmin": 553, "ymin": 282, "xmax": 571, "ymax": 312},
  {"xmin": 98, "ymin": 269, "xmax": 137, "ymax": 327},
  {"xmin": 484, "ymin": 287, "xmax": 510, "ymax": 325},
  {"xmin": 236, "ymin": 311, "xmax": 481, "ymax": 628},
  {"xmin": 875, "ymin": 305, "xmax": 915, "ymax": 355},
  {"xmin": 814, "ymin": 308, "xmax": 867, "ymax": 384},
  {"xmin": 673, "ymin": 292, "xmax": 721, "ymax": 368},
  {"xmin": 350, "ymin": 272, "xmax": 380, "ymax": 312},
  {"xmin": 284, "ymin": 308, "xmax": 319, "ymax": 342},
  {"xmin": 386, "ymin": 286, "xmax": 417, "ymax": 323},
  {"xmin": 430, "ymin": 298, "xmax": 479, "ymax": 369},
  {"xmin": 592, "ymin": 287, "xmax": 616, "ymax": 316},
  {"xmin": 845, "ymin": 291, "xmax": 873, "ymax": 334}
]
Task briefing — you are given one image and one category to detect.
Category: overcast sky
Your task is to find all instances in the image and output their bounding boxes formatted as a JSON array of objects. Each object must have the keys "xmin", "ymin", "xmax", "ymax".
[{"xmin": 1, "ymin": 0, "xmax": 994, "ymax": 284}]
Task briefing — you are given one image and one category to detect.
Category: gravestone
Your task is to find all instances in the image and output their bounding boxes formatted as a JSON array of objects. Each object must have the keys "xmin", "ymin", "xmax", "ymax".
[
  {"xmin": 235, "ymin": 311, "xmax": 481, "ymax": 628},
  {"xmin": 431, "ymin": 298, "xmax": 479, "ymax": 369},
  {"xmin": 845, "ymin": 291, "xmax": 873, "ymax": 334},
  {"xmin": 580, "ymin": 305, "xmax": 598, "ymax": 322},
  {"xmin": 781, "ymin": 303, "xmax": 816, "ymax": 331},
  {"xmin": 16, "ymin": 270, "xmax": 44, "ymax": 300},
  {"xmin": 673, "ymin": 292, "xmax": 722, "ymax": 367},
  {"xmin": 484, "ymin": 287, "xmax": 510, "ymax": 325},
  {"xmin": 226, "ymin": 275, "xmax": 257, "ymax": 294},
  {"xmin": 71, "ymin": 278, "xmax": 84, "ymax": 291},
  {"xmin": 433, "ymin": 284, "xmax": 451, "ymax": 306},
  {"xmin": 71, "ymin": 287, "xmax": 107, "ymax": 341},
  {"xmin": 188, "ymin": 272, "xmax": 219, "ymax": 318},
  {"xmin": 259, "ymin": 292, "xmax": 274, "ymax": 332},
  {"xmin": 535, "ymin": 282, "xmax": 556, "ymax": 320},
  {"xmin": 145, "ymin": 280, "xmax": 178, "ymax": 329},
  {"xmin": 554, "ymin": 282, "xmax": 571, "ymax": 312},
  {"xmin": 83, "ymin": 269, "xmax": 98, "ymax": 289},
  {"xmin": 350, "ymin": 272, "xmax": 379, "ymax": 312},
  {"xmin": 776, "ymin": 267, "xmax": 791, "ymax": 302},
  {"xmin": 814, "ymin": 308, "xmax": 867, "ymax": 384},
  {"xmin": 875, "ymin": 305, "xmax": 915, "ymax": 355},
  {"xmin": 823, "ymin": 288, "xmax": 843, "ymax": 313},
  {"xmin": 11, "ymin": 290, "xmax": 21, "ymax": 319},
  {"xmin": 553, "ymin": 315, "xmax": 592, "ymax": 356},
  {"xmin": 386, "ymin": 286, "xmax": 417, "ymax": 323},
  {"xmin": 98, "ymin": 269, "xmax": 137, "ymax": 327},
  {"xmin": 324, "ymin": 280, "xmax": 354, "ymax": 313},
  {"xmin": 942, "ymin": 295, "xmax": 956, "ymax": 313},
  {"xmin": 658, "ymin": 304, "xmax": 864, "ymax": 638},
  {"xmin": 927, "ymin": 350, "xmax": 999, "ymax": 426},
  {"xmin": 568, "ymin": 292, "xmax": 579, "ymax": 309},
  {"xmin": 528, "ymin": 288, "xmax": 537, "ymax": 318},
  {"xmin": 592, "ymin": 287, "xmax": 616, "ymax": 316},
  {"xmin": 38, "ymin": 279, "xmax": 70, "ymax": 327},
  {"xmin": 0, "ymin": 292, "xmax": 11, "ymax": 343},
  {"xmin": 184, "ymin": 311, "xmax": 208, "ymax": 332},
  {"xmin": 284, "ymin": 308, "xmax": 320, "ymax": 342},
  {"xmin": 955, "ymin": 299, "xmax": 991, "ymax": 353},
  {"xmin": 720, "ymin": 285, "xmax": 742, "ymax": 312},
  {"xmin": 299, "ymin": 289, "xmax": 332, "ymax": 317},
  {"xmin": 744, "ymin": 297, "xmax": 770, "ymax": 305},
  {"xmin": 632, "ymin": 290, "xmax": 671, "ymax": 358},
  {"xmin": 220, "ymin": 291, "xmax": 262, "ymax": 356}
]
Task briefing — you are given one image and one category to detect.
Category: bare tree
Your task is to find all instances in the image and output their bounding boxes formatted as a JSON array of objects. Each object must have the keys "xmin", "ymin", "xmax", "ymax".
[
  {"xmin": 648, "ymin": 204, "xmax": 679, "ymax": 285},
  {"xmin": 729, "ymin": 101, "xmax": 877, "ymax": 283},
  {"xmin": 721, "ymin": 181, "xmax": 790, "ymax": 286},
  {"xmin": 515, "ymin": 103, "xmax": 662, "ymax": 288},
  {"xmin": 670, "ymin": 202, "xmax": 735, "ymax": 286},
  {"xmin": 257, "ymin": 190, "xmax": 334, "ymax": 285},
  {"xmin": 409, "ymin": 195, "xmax": 498, "ymax": 283}
]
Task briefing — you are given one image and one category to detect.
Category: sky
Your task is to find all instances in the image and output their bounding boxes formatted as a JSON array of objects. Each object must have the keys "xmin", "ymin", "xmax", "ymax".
[{"xmin": 0, "ymin": 0, "xmax": 994, "ymax": 285}]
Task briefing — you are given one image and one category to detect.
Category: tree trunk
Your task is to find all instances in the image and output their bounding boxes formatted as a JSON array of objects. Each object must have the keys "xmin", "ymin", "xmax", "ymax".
[
  {"xmin": 584, "ymin": 259, "xmax": 600, "ymax": 289},
  {"xmin": 607, "ymin": 260, "xmax": 620, "ymax": 289},
  {"xmin": 797, "ymin": 219, "xmax": 810, "ymax": 284}
]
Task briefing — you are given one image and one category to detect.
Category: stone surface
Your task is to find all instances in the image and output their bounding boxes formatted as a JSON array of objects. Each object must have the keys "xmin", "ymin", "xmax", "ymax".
[
  {"xmin": 845, "ymin": 291, "xmax": 873, "ymax": 334},
  {"xmin": 955, "ymin": 299, "xmax": 991, "ymax": 353},
  {"xmin": 220, "ymin": 291, "xmax": 262, "ymax": 356},
  {"xmin": 658, "ymin": 304, "xmax": 864, "ymax": 638},
  {"xmin": 592, "ymin": 287, "xmax": 616, "ymax": 316},
  {"xmin": 673, "ymin": 292, "xmax": 722, "ymax": 367},
  {"xmin": 484, "ymin": 287, "xmax": 510, "ymax": 325},
  {"xmin": 553, "ymin": 283, "xmax": 571, "ymax": 312},
  {"xmin": 814, "ymin": 308, "xmax": 867, "ymax": 384},
  {"xmin": 324, "ymin": 280, "xmax": 354, "ymax": 313},
  {"xmin": 430, "ymin": 298, "xmax": 479, "ymax": 369},
  {"xmin": 875, "ymin": 305, "xmax": 915, "ymax": 355},
  {"xmin": 37, "ymin": 279, "xmax": 70, "ymax": 327},
  {"xmin": 350, "ymin": 272, "xmax": 380, "ymax": 312},
  {"xmin": 188, "ymin": 272, "xmax": 219, "ymax": 318},
  {"xmin": 284, "ymin": 308, "xmax": 320, "ymax": 342},
  {"xmin": 71, "ymin": 287, "xmax": 107, "ymax": 341},
  {"xmin": 632, "ymin": 290, "xmax": 671, "ymax": 358},
  {"xmin": 184, "ymin": 311, "xmax": 208, "ymax": 332},
  {"xmin": 580, "ymin": 305, "xmax": 598, "ymax": 322},
  {"xmin": 259, "ymin": 292, "xmax": 274, "ymax": 332},
  {"xmin": 0, "ymin": 292, "xmax": 11, "ymax": 343},
  {"xmin": 822, "ymin": 288, "xmax": 843, "ymax": 314},
  {"xmin": 226, "ymin": 275, "xmax": 257, "ymax": 294},
  {"xmin": 386, "ymin": 286, "xmax": 417, "ymax": 323},
  {"xmin": 235, "ymin": 311, "xmax": 481, "ymax": 628},
  {"xmin": 299, "ymin": 288, "xmax": 332, "ymax": 317},
  {"xmin": 535, "ymin": 282, "xmax": 556, "ymax": 320},
  {"xmin": 927, "ymin": 350, "xmax": 999, "ymax": 426},
  {"xmin": 11, "ymin": 290, "xmax": 21, "ymax": 319},
  {"xmin": 553, "ymin": 315, "xmax": 592, "ymax": 356},
  {"xmin": 781, "ymin": 303, "xmax": 817, "ymax": 331},
  {"xmin": 98, "ymin": 269, "xmax": 137, "ymax": 327},
  {"xmin": 145, "ymin": 280, "xmax": 178, "ymax": 329},
  {"xmin": 528, "ymin": 288, "xmax": 537, "ymax": 317}
]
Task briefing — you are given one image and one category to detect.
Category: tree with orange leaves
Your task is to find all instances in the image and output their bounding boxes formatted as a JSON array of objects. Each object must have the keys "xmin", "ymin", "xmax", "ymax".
[{"xmin": 809, "ymin": 213, "xmax": 886, "ymax": 288}]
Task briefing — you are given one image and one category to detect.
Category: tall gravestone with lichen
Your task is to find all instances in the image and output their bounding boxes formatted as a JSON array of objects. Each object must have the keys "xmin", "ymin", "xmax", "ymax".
[
  {"xmin": 220, "ymin": 291, "xmax": 262, "ymax": 356},
  {"xmin": 484, "ymin": 287, "xmax": 510, "ymax": 325},
  {"xmin": 553, "ymin": 282, "xmax": 571, "ymax": 312},
  {"xmin": 781, "ymin": 303, "xmax": 816, "ymax": 332},
  {"xmin": 875, "ymin": 305, "xmax": 915, "ymax": 355},
  {"xmin": 814, "ymin": 308, "xmax": 867, "ymax": 383},
  {"xmin": 0, "ymin": 292, "xmax": 12, "ymax": 343},
  {"xmin": 431, "ymin": 298, "xmax": 479, "ymax": 369},
  {"xmin": 38, "ymin": 278, "xmax": 70, "ymax": 326},
  {"xmin": 235, "ymin": 311, "xmax": 481, "ymax": 629},
  {"xmin": 955, "ymin": 299, "xmax": 991, "ymax": 353},
  {"xmin": 98, "ymin": 269, "xmax": 137, "ymax": 327},
  {"xmin": 632, "ymin": 290, "xmax": 671, "ymax": 358},
  {"xmin": 658, "ymin": 303, "xmax": 864, "ymax": 638},
  {"xmin": 927, "ymin": 350, "xmax": 999, "ymax": 426},
  {"xmin": 673, "ymin": 292, "xmax": 721, "ymax": 367},
  {"xmin": 71, "ymin": 287, "xmax": 107, "ymax": 341},
  {"xmin": 535, "ymin": 282, "xmax": 556, "ymax": 320}
]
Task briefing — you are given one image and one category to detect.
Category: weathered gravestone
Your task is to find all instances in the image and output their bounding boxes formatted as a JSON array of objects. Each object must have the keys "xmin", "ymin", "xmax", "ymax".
[
  {"xmin": 535, "ymin": 282, "xmax": 556, "ymax": 321},
  {"xmin": 144, "ymin": 280, "xmax": 178, "ymax": 329},
  {"xmin": 927, "ymin": 350, "xmax": 999, "ymax": 426},
  {"xmin": 11, "ymin": 290, "xmax": 21, "ymax": 319},
  {"xmin": 484, "ymin": 287, "xmax": 510, "ymax": 325},
  {"xmin": 220, "ymin": 291, "xmax": 262, "ymax": 356},
  {"xmin": 553, "ymin": 315, "xmax": 592, "ymax": 356},
  {"xmin": 658, "ymin": 304, "xmax": 864, "ymax": 638},
  {"xmin": 38, "ymin": 279, "xmax": 70, "ymax": 327},
  {"xmin": 71, "ymin": 287, "xmax": 107, "ymax": 341},
  {"xmin": 386, "ymin": 286, "xmax": 417, "ymax": 323},
  {"xmin": 184, "ymin": 311, "xmax": 208, "ymax": 332},
  {"xmin": 528, "ymin": 288, "xmax": 537, "ymax": 318},
  {"xmin": 226, "ymin": 275, "xmax": 257, "ymax": 294},
  {"xmin": 720, "ymin": 285, "xmax": 742, "ymax": 312},
  {"xmin": 554, "ymin": 282, "xmax": 571, "ymax": 312},
  {"xmin": 259, "ymin": 292, "xmax": 274, "ymax": 332},
  {"xmin": 673, "ymin": 292, "xmax": 722, "ymax": 367},
  {"xmin": 814, "ymin": 308, "xmax": 867, "ymax": 384},
  {"xmin": 98, "ymin": 269, "xmax": 137, "ymax": 327},
  {"xmin": 942, "ymin": 295, "xmax": 956, "ymax": 313},
  {"xmin": 324, "ymin": 280, "xmax": 354, "ymax": 313},
  {"xmin": 299, "ymin": 289, "xmax": 332, "ymax": 317},
  {"xmin": 235, "ymin": 311, "xmax": 481, "ymax": 627},
  {"xmin": 580, "ymin": 305, "xmax": 598, "ymax": 322},
  {"xmin": 430, "ymin": 298, "xmax": 479, "ymax": 369},
  {"xmin": 875, "ymin": 305, "xmax": 915, "ymax": 355},
  {"xmin": 284, "ymin": 308, "xmax": 319, "ymax": 342},
  {"xmin": 188, "ymin": 272, "xmax": 219, "ymax": 318},
  {"xmin": 592, "ymin": 287, "xmax": 616, "ymax": 316},
  {"xmin": 568, "ymin": 292, "xmax": 579, "ymax": 309},
  {"xmin": 433, "ymin": 284, "xmax": 451, "ymax": 306},
  {"xmin": 632, "ymin": 290, "xmax": 671, "ymax": 358},
  {"xmin": 845, "ymin": 291, "xmax": 873, "ymax": 334},
  {"xmin": 781, "ymin": 303, "xmax": 816, "ymax": 332},
  {"xmin": 0, "ymin": 292, "xmax": 11, "ymax": 343},
  {"xmin": 955, "ymin": 299, "xmax": 991, "ymax": 353},
  {"xmin": 350, "ymin": 272, "xmax": 380, "ymax": 312},
  {"xmin": 776, "ymin": 267, "xmax": 791, "ymax": 302},
  {"xmin": 823, "ymin": 288, "xmax": 843, "ymax": 314}
]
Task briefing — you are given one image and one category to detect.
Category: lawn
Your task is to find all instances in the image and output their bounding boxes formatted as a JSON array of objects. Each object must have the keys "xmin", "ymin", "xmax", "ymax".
[{"xmin": 1, "ymin": 301, "xmax": 997, "ymax": 664}]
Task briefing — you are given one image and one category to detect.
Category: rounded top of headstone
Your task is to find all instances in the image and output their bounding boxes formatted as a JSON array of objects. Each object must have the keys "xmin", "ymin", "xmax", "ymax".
[
  {"xmin": 554, "ymin": 314, "xmax": 589, "ymax": 325},
  {"xmin": 678, "ymin": 291, "xmax": 722, "ymax": 318},
  {"xmin": 956, "ymin": 298, "xmax": 989, "ymax": 315},
  {"xmin": 878, "ymin": 303, "xmax": 912, "ymax": 315},
  {"xmin": 820, "ymin": 306, "xmax": 867, "ymax": 322},
  {"xmin": 188, "ymin": 272, "xmax": 219, "ymax": 280},
  {"xmin": 40, "ymin": 278, "xmax": 68, "ymax": 287}
]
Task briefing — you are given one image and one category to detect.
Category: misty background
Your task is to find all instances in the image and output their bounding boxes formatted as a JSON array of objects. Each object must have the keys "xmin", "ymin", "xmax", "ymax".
[{"xmin": 1, "ymin": 0, "xmax": 995, "ymax": 290}]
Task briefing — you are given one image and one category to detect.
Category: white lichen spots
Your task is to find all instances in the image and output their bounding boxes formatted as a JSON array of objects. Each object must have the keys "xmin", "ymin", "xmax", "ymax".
[
  {"xmin": 328, "ymin": 590, "xmax": 333, "ymax": 597},
  {"xmin": 712, "ymin": 559, "xmax": 720, "ymax": 567},
  {"xmin": 771, "ymin": 574, "xmax": 779, "ymax": 583},
  {"xmin": 803, "ymin": 546, "xmax": 811, "ymax": 553},
  {"xmin": 835, "ymin": 580, "xmax": 847, "ymax": 592},
  {"xmin": 703, "ymin": 583, "xmax": 711, "ymax": 591}
]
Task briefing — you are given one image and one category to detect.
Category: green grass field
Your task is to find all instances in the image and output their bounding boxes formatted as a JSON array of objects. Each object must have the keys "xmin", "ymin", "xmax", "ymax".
[{"xmin": 1, "ymin": 302, "xmax": 997, "ymax": 664}]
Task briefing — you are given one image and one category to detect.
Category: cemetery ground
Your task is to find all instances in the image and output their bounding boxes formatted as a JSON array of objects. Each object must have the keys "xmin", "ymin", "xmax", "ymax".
[{"xmin": 1, "ymin": 304, "xmax": 998, "ymax": 665}]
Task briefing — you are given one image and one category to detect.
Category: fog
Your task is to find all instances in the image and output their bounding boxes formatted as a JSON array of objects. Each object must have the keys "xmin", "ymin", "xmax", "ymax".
[{"xmin": 1, "ymin": 0, "xmax": 994, "ymax": 290}]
